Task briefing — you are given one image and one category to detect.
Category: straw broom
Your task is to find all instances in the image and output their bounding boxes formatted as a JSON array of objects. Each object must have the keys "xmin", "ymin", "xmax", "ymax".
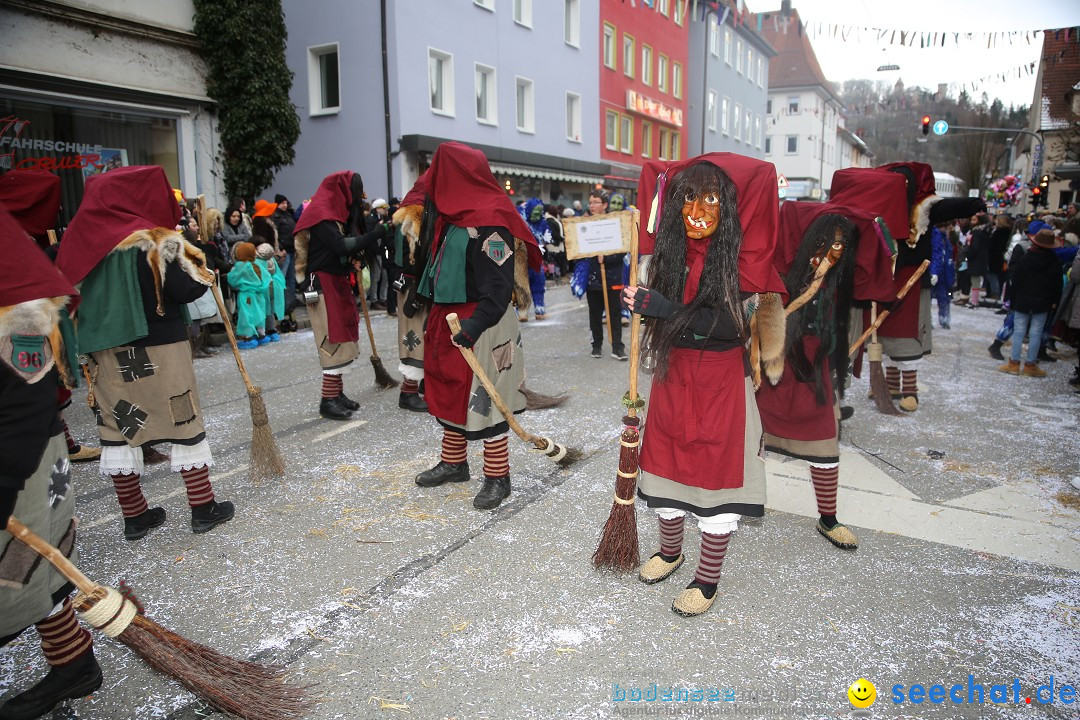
[
  {"xmin": 357, "ymin": 290, "xmax": 399, "ymax": 388},
  {"xmin": 593, "ymin": 210, "xmax": 642, "ymax": 572},
  {"xmin": 865, "ymin": 302, "xmax": 900, "ymax": 414},
  {"xmin": 210, "ymin": 281, "xmax": 286, "ymax": 483},
  {"xmin": 520, "ymin": 385, "xmax": 568, "ymax": 410},
  {"xmin": 848, "ymin": 260, "xmax": 930, "ymax": 362},
  {"xmin": 5, "ymin": 517, "xmax": 311, "ymax": 720},
  {"xmin": 446, "ymin": 313, "xmax": 582, "ymax": 467}
]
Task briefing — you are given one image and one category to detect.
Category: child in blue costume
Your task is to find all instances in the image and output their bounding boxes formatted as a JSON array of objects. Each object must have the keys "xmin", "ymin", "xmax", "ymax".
[
  {"xmin": 227, "ymin": 241, "xmax": 270, "ymax": 348},
  {"xmin": 257, "ymin": 242, "xmax": 285, "ymax": 342},
  {"xmin": 517, "ymin": 197, "xmax": 549, "ymax": 320}
]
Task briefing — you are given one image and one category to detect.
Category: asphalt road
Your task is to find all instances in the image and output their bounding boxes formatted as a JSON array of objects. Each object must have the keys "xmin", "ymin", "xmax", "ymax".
[{"xmin": 1, "ymin": 283, "xmax": 1077, "ymax": 720}]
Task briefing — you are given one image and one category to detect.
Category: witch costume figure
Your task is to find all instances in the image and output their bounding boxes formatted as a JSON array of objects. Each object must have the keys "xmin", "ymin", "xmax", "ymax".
[
  {"xmin": 292, "ymin": 171, "xmax": 389, "ymax": 420},
  {"xmin": 412, "ymin": 142, "xmax": 542, "ymax": 511},
  {"xmin": 56, "ymin": 166, "xmax": 234, "ymax": 541},
  {"xmin": 389, "ymin": 172, "xmax": 432, "ymax": 413},
  {"xmin": 755, "ymin": 201, "xmax": 896, "ymax": 550},
  {"xmin": 623, "ymin": 153, "xmax": 786, "ymax": 617}
]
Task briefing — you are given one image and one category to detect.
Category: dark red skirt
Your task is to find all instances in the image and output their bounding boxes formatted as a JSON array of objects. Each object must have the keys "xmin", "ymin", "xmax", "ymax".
[
  {"xmin": 424, "ymin": 302, "xmax": 478, "ymax": 426},
  {"xmin": 640, "ymin": 347, "xmax": 747, "ymax": 490},
  {"xmin": 317, "ymin": 272, "xmax": 360, "ymax": 344},
  {"xmin": 871, "ymin": 265, "xmax": 920, "ymax": 339},
  {"xmin": 756, "ymin": 337, "xmax": 836, "ymax": 442}
]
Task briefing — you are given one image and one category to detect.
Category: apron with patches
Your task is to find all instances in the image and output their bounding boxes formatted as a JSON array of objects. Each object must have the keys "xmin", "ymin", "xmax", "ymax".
[{"xmin": 89, "ymin": 339, "xmax": 207, "ymax": 447}]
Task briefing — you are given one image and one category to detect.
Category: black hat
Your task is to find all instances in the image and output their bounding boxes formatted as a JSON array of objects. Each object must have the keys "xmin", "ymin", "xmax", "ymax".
[{"xmin": 274, "ymin": 194, "xmax": 288, "ymax": 205}]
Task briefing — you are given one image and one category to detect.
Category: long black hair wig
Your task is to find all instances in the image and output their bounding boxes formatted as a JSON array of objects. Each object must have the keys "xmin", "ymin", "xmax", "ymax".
[
  {"xmin": 781, "ymin": 213, "xmax": 858, "ymax": 405},
  {"xmin": 643, "ymin": 161, "xmax": 746, "ymax": 379}
]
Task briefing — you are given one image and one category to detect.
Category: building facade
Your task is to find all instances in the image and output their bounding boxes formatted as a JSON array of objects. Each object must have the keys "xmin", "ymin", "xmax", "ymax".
[
  {"xmin": 686, "ymin": 4, "xmax": 773, "ymax": 159},
  {"xmin": 275, "ymin": 0, "xmax": 606, "ymax": 207},
  {"xmin": 757, "ymin": 6, "xmax": 847, "ymax": 201},
  {"xmin": 0, "ymin": 0, "xmax": 222, "ymax": 222},
  {"xmin": 598, "ymin": 0, "xmax": 688, "ymax": 200}
]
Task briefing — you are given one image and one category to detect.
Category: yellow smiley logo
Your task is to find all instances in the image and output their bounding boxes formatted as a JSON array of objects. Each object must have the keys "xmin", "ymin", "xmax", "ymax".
[{"xmin": 848, "ymin": 678, "xmax": 877, "ymax": 708}]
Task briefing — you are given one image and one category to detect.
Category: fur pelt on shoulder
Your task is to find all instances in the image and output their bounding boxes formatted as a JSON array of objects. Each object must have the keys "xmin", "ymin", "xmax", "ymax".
[
  {"xmin": 910, "ymin": 196, "xmax": 943, "ymax": 247},
  {"xmin": 205, "ymin": 207, "xmax": 224, "ymax": 237},
  {"xmin": 513, "ymin": 237, "xmax": 532, "ymax": 312},
  {"xmin": 392, "ymin": 204, "xmax": 423, "ymax": 266},
  {"xmin": 748, "ymin": 291, "xmax": 786, "ymax": 389},
  {"xmin": 111, "ymin": 227, "xmax": 215, "ymax": 316}
]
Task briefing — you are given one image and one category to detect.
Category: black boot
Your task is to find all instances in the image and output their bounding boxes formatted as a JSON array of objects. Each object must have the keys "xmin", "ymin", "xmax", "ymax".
[
  {"xmin": 337, "ymin": 393, "xmax": 360, "ymax": 411},
  {"xmin": 839, "ymin": 406, "xmax": 854, "ymax": 421},
  {"xmin": 191, "ymin": 500, "xmax": 234, "ymax": 534},
  {"xmin": 0, "ymin": 651, "xmax": 102, "ymax": 720},
  {"xmin": 1037, "ymin": 346, "xmax": 1057, "ymax": 363},
  {"xmin": 319, "ymin": 396, "xmax": 353, "ymax": 420},
  {"xmin": 398, "ymin": 392, "xmax": 428, "ymax": 412},
  {"xmin": 473, "ymin": 475, "xmax": 511, "ymax": 510},
  {"xmin": 124, "ymin": 506, "xmax": 166, "ymax": 541},
  {"xmin": 415, "ymin": 461, "xmax": 470, "ymax": 487},
  {"xmin": 987, "ymin": 340, "xmax": 1004, "ymax": 360}
]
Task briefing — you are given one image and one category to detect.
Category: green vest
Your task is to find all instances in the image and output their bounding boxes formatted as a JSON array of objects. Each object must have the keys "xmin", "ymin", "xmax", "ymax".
[{"xmin": 418, "ymin": 225, "xmax": 469, "ymax": 303}]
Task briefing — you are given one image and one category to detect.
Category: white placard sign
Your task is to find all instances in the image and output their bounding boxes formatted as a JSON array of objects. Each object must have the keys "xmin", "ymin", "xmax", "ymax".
[{"xmin": 563, "ymin": 210, "xmax": 633, "ymax": 259}]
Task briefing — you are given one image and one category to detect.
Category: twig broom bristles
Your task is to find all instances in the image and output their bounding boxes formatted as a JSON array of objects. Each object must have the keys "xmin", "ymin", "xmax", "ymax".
[
  {"xmin": 446, "ymin": 314, "xmax": 582, "ymax": 467},
  {"xmin": 357, "ymin": 291, "xmax": 399, "ymax": 389},
  {"xmin": 6, "ymin": 517, "xmax": 311, "ymax": 720},
  {"xmin": 210, "ymin": 282, "xmax": 286, "ymax": 483}
]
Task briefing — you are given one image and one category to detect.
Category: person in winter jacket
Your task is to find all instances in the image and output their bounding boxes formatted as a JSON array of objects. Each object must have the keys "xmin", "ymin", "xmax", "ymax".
[
  {"xmin": 966, "ymin": 212, "xmax": 991, "ymax": 308},
  {"xmin": 227, "ymin": 242, "xmax": 270, "ymax": 348},
  {"xmin": 929, "ymin": 223, "xmax": 956, "ymax": 328},
  {"xmin": 584, "ymin": 189, "xmax": 627, "ymax": 360},
  {"xmin": 998, "ymin": 230, "xmax": 1064, "ymax": 377}
]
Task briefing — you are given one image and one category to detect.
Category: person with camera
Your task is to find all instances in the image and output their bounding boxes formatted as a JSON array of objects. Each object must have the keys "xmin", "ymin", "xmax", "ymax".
[{"xmin": 292, "ymin": 171, "xmax": 390, "ymax": 420}]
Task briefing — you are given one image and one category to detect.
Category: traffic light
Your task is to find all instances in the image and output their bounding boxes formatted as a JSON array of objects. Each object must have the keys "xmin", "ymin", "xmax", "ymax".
[
  {"xmin": 1040, "ymin": 174, "xmax": 1050, "ymax": 193},
  {"xmin": 1031, "ymin": 186, "xmax": 1043, "ymax": 207},
  {"xmin": 921, "ymin": 115, "xmax": 931, "ymax": 136}
]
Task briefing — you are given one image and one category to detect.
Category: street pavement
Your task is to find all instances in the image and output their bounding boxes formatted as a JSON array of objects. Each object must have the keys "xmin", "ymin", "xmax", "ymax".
[{"xmin": 1, "ymin": 283, "xmax": 1078, "ymax": 720}]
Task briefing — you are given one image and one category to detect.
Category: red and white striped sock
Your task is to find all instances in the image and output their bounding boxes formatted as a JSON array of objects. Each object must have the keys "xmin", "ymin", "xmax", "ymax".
[
  {"xmin": 441, "ymin": 429, "xmax": 468, "ymax": 464},
  {"xmin": 181, "ymin": 464, "xmax": 215, "ymax": 507},
  {"xmin": 321, "ymin": 373, "xmax": 343, "ymax": 399},
  {"xmin": 36, "ymin": 597, "xmax": 92, "ymax": 667},
  {"xmin": 810, "ymin": 463, "xmax": 839, "ymax": 517},
  {"xmin": 110, "ymin": 472, "xmax": 148, "ymax": 518},
  {"xmin": 658, "ymin": 515, "xmax": 685, "ymax": 557},
  {"xmin": 401, "ymin": 379, "xmax": 420, "ymax": 395},
  {"xmin": 886, "ymin": 366, "xmax": 900, "ymax": 396},
  {"xmin": 482, "ymin": 435, "xmax": 510, "ymax": 477},
  {"xmin": 901, "ymin": 370, "xmax": 918, "ymax": 398},
  {"xmin": 693, "ymin": 532, "xmax": 732, "ymax": 587},
  {"xmin": 62, "ymin": 420, "xmax": 77, "ymax": 453}
]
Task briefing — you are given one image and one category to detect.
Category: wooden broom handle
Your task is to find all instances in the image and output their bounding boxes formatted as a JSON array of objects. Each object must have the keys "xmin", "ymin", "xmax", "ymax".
[
  {"xmin": 848, "ymin": 259, "xmax": 930, "ymax": 357},
  {"xmin": 446, "ymin": 313, "xmax": 537, "ymax": 446},
  {"xmin": 357, "ymin": 290, "xmax": 379, "ymax": 357},
  {"xmin": 627, "ymin": 210, "xmax": 642, "ymax": 419},
  {"xmin": 5, "ymin": 517, "xmax": 98, "ymax": 595},
  {"xmin": 599, "ymin": 262, "xmax": 613, "ymax": 344},
  {"xmin": 210, "ymin": 280, "xmax": 258, "ymax": 394}
]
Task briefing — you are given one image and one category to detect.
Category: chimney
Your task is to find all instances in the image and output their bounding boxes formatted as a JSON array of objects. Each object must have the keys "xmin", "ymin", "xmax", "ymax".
[{"xmin": 781, "ymin": 0, "xmax": 792, "ymax": 17}]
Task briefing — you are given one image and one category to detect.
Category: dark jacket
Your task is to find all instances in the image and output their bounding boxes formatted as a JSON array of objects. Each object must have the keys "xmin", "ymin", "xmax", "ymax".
[
  {"xmin": 272, "ymin": 208, "xmax": 296, "ymax": 252},
  {"xmin": 967, "ymin": 224, "xmax": 991, "ymax": 276},
  {"xmin": 587, "ymin": 253, "xmax": 626, "ymax": 292},
  {"xmin": 989, "ymin": 227, "xmax": 1011, "ymax": 274},
  {"xmin": 1007, "ymin": 246, "xmax": 1064, "ymax": 314}
]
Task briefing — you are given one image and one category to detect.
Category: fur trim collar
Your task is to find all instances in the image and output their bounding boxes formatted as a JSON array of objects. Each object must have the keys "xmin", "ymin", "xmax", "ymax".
[
  {"xmin": 0, "ymin": 297, "xmax": 64, "ymax": 339},
  {"xmin": 110, "ymin": 227, "xmax": 214, "ymax": 315},
  {"xmin": 910, "ymin": 196, "xmax": 943, "ymax": 247}
]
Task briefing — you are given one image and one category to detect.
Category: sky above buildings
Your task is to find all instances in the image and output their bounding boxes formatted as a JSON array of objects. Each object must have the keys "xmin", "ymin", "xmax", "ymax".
[{"xmin": 745, "ymin": 0, "xmax": 1080, "ymax": 108}]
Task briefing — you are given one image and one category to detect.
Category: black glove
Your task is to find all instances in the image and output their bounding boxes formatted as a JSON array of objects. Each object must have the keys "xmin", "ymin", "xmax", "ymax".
[
  {"xmin": 0, "ymin": 489, "xmax": 17, "ymax": 531},
  {"xmin": 628, "ymin": 287, "xmax": 679, "ymax": 319},
  {"xmin": 452, "ymin": 317, "xmax": 483, "ymax": 349},
  {"xmin": 402, "ymin": 281, "xmax": 422, "ymax": 319}
]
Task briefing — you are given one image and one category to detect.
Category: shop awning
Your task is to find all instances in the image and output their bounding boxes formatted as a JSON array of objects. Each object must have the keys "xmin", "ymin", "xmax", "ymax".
[{"xmin": 488, "ymin": 161, "xmax": 605, "ymax": 186}]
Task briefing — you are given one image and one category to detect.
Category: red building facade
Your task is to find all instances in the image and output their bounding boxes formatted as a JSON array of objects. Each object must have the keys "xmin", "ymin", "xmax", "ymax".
[{"xmin": 599, "ymin": 0, "xmax": 689, "ymax": 198}]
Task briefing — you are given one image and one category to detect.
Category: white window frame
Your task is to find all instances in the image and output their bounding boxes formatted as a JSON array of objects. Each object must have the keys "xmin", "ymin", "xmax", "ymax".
[
  {"xmin": 307, "ymin": 43, "xmax": 340, "ymax": 116},
  {"xmin": 673, "ymin": 62, "xmax": 682, "ymax": 99},
  {"xmin": 513, "ymin": 0, "xmax": 532, "ymax": 27},
  {"xmin": 723, "ymin": 28, "xmax": 733, "ymax": 65},
  {"xmin": 721, "ymin": 96, "xmax": 730, "ymax": 135},
  {"xmin": 669, "ymin": 131, "xmax": 680, "ymax": 161},
  {"xmin": 786, "ymin": 135, "xmax": 798, "ymax": 154},
  {"xmin": 605, "ymin": 109, "xmax": 619, "ymax": 151},
  {"xmin": 428, "ymin": 47, "xmax": 454, "ymax": 117},
  {"xmin": 659, "ymin": 127, "xmax": 670, "ymax": 161},
  {"xmin": 788, "ymin": 95, "xmax": 800, "ymax": 114},
  {"xmin": 642, "ymin": 45, "xmax": 653, "ymax": 86},
  {"xmin": 658, "ymin": 0, "xmax": 669, "ymax": 16},
  {"xmin": 566, "ymin": 91, "xmax": 582, "ymax": 143},
  {"xmin": 619, "ymin": 114, "xmax": 633, "ymax": 154},
  {"xmin": 757, "ymin": 56, "xmax": 764, "ymax": 87},
  {"xmin": 474, "ymin": 63, "xmax": 497, "ymax": 126},
  {"xmin": 623, "ymin": 33, "xmax": 635, "ymax": 79},
  {"xmin": 641, "ymin": 120, "xmax": 652, "ymax": 157},
  {"xmin": 564, "ymin": 0, "xmax": 580, "ymax": 47},
  {"xmin": 603, "ymin": 23, "xmax": 616, "ymax": 69},
  {"xmin": 733, "ymin": 102, "xmax": 742, "ymax": 140},
  {"xmin": 707, "ymin": 90, "xmax": 718, "ymax": 131},
  {"xmin": 744, "ymin": 109, "xmax": 752, "ymax": 145},
  {"xmin": 473, "ymin": 0, "xmax": 494, "ymax": 10},
  {"xmin": 746, "ymin": 47, "xmax": 753, "ymax": 81},
  {"xmin": 736, "ymin": 38, "xmax": 744, "ymax": 75},
  {"xmin": 515, "ymin": 76, "xmax": 535, "ymax": 133},
  {"xmin": 674, "ymin": 0, "xmax": 685, "ymax": 25},
  {"xmin": 764, "ymin": 136, "xmax": 772, "ymax": 155},
  {"xmin": 658, "ymin": 54, "xmax": 669, "ymax": 93},
  {"xmin": 708, "ymin": 16, "xmax": 720, "ymax": 57},
  {"xmin": 754, "ymin": 114, "xmax": 762, "ymax": 149}
]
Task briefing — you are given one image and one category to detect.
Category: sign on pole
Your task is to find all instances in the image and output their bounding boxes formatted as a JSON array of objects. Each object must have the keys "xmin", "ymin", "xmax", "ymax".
[
  {"xmin": 563, "ymin": 210, "xmax": 634, "ymax": 260},
  {"xmin": 932, "ymin": 120, "xmax": 949, "ymax": 136}
]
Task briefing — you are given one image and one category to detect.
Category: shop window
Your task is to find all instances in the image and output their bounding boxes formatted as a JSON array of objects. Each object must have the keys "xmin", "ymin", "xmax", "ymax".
[{"xmin": 308, "ymin": 43, "xmax": 340, "ymax": 116}]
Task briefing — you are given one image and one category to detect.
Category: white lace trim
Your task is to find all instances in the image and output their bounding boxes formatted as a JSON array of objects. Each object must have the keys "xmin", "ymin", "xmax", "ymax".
[
  {"xmin": 398, "ymin": 364, "xmax": 424, "ymax": 382},
  {"xmin": 170, "ymin": 440, "xmax": 214, "ymax": 473},
  {"xmin": 99, "ymin": 445, "xmax": 143, "ymax": 477},
  {"xmin": 323, "ymin": 368, "xmax": 346, "ymax": 376}
]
